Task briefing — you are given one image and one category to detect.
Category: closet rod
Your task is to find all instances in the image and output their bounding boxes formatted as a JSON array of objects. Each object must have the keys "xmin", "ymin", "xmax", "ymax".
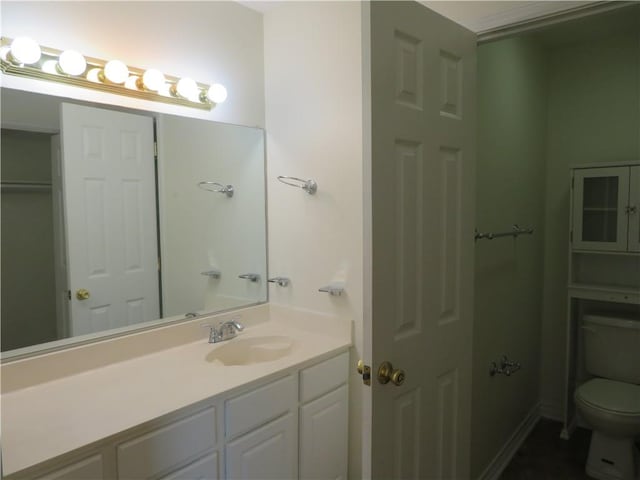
[
  {"xmin": 475, "ymin": 224, "xmax": 534, "ymax": 241},
  {"xmin": 1, "ymin": 182, "xmax": 52, "ymax": 193}
]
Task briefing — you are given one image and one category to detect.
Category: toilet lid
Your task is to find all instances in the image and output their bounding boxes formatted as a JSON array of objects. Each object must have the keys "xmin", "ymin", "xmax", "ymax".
[{"xmin": 577, "ymin": 378, "xmax": 640, "ymax": 414}]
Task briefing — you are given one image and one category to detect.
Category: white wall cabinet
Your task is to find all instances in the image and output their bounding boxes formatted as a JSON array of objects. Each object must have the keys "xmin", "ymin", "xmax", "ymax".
[
  {"xmin": 7, "ymin": 350, "xmax": 349, "ymax": 480},
  {"xmin": 572, "ymin": 165, "xmax": 640, "ymax": 252}
]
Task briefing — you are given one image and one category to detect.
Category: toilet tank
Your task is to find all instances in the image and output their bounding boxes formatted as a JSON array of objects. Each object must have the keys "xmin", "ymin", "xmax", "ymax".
[{"xmin": 583, "ymin": 313, "xmax": 640, "ymax": 384}]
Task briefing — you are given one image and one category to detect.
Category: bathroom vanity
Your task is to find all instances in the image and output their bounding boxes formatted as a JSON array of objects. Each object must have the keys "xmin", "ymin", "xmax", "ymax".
[{"xmin": 1, "ymin": 305, "xmax": 351, "ymax": 479}]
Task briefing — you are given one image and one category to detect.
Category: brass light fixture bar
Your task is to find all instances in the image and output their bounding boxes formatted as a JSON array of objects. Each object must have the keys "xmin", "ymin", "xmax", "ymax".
[{"xmin": 0, "ymin": 36, "xmax": 228, "ymax": 111}]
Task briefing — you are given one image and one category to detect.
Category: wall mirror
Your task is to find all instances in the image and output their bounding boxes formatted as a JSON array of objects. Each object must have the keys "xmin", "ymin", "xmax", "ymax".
[{"xmin": 1, "ymin": 87, "xmax": 267, "ymax": 358}]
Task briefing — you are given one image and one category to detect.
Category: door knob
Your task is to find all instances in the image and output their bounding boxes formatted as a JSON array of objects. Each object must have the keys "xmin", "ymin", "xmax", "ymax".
[
  {"xmin": 377, "ymin": 361, "xmax": 406, "ymax": 386},
  {"xmin": 76, "ymin": 288, "xmax": 91, "ymax": 300}
]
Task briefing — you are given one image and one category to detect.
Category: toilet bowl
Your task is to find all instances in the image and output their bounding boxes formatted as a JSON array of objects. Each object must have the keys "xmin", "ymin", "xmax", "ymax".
[
  {"xmin": 575, "ymin": 379, "xmax": 640, "ymax": 438},
  {"xmin": 574, "ymin": 314, "xmax": 640, "ymax": 480}
]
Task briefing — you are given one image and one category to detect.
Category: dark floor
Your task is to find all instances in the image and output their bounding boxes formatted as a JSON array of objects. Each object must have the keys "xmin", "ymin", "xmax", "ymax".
[{"xmin": 500, "ymin": 419, "xmax": 592, "ymax": 480}]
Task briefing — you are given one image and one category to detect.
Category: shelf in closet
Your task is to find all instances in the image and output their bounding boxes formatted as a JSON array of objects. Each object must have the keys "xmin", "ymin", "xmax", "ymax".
[
  {"xmin": 568, "ymin": 283, "xmax": 640, "ymax": 304},
  {"xmin": 1, "ymin": 182, "xmax": 52, "ymax": 193}
]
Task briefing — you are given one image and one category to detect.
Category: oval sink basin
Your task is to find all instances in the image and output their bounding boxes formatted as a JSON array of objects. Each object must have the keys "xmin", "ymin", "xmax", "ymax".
[{"xmin": 205, "ymin": 335, "xmax": 295, "ymax": 366}]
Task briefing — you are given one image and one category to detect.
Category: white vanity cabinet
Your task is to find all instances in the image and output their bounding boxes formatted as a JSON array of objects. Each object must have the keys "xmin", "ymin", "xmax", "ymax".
[
  {"xmin": 6, "ymin": 350, "xmax": 349, "ymax": 480},
  {"xmin": 223, "ymin": 351, "xmax": 350, "ymax": 480},
  {"xmin": 571, "ymin": 165, "xmax": 640, "ymax": 252}
]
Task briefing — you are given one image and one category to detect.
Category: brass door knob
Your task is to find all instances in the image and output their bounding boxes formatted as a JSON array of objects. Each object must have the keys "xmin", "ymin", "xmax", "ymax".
[
  {"xmin": 377, "ymin": 361, "xmax": 406, "ymax": 386},
  {"xmin": 76, "ymin": 288, "xmax": 91, "ymax": 300}
]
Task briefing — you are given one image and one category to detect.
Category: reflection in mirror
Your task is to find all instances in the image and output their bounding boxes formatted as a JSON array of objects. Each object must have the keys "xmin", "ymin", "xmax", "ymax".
[{"xmin": 0, "ymin": 88, "xmax": 267, "ymax": 357}]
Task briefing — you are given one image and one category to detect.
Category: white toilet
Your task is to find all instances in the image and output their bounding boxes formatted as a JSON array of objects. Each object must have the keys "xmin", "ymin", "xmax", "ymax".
[{"xmin": 574, "ymin": 313, "xmax": 640, "ymax": 480}]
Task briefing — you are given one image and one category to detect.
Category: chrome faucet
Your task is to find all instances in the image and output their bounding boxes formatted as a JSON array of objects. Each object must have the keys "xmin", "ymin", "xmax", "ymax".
[{"xmin": 205, "ymin": 317, "xmax": 245, "ymax": 343}]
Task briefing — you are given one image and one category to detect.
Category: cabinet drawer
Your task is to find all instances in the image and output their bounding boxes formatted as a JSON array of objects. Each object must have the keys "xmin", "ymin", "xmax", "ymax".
[
  {"xmin": 225, "ymin": 375, "xmax": 296, "ymax": 439},
  {"xmin": 34, "ymin": 454, "xmax": 103, "ymax": 480},
  {"xmin": 300, "ymin": 351, "xmax": 349, "ymax": 403},
  {"xmin": 159, "ymin": 452, "xmax": 219, "ymax": 480},
  {"xmin": 117, "ymin": 406, "xmax": 217, "ymax": 479}
]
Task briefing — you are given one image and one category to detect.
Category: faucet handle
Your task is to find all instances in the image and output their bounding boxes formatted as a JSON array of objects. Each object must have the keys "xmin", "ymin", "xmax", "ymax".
[{"xmin": 200, "ymin": 323, "xmax": 219, "ymax": 343}]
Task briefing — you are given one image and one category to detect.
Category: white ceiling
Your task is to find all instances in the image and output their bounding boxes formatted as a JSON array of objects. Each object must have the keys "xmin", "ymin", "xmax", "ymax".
[
  {"xmin": 237, "ymin": 1, "xmax": 598, "ymax": 33},
  {"xmin": 420, "ymin": 1, "xmax": 597, "ymax": 33}
]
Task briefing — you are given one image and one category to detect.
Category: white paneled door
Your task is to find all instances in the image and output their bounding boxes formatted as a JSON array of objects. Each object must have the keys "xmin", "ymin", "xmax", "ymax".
[
  {"xmin": 367, "ymin": 2, "xmax": 476, "ymax": 478},
  {"xmin": 61, "ymin": 103, "xmax": 159, "ymax": 336}
]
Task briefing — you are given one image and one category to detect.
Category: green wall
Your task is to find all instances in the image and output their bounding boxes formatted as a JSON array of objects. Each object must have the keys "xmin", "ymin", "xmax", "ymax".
[
  {"xmin": 472, "ymin": 36, "xmax": 548, "ymax": 477},
  {"xmin": 540, "ymin": 28, "xmax": 640, "ymax": 418},
  {"xmin": 473, "ymin": 13, "xmax": 640, "ymax": 478},
  {"xmin": 1, "ymin": 130, "xmax": 58, "ymax": 351}
]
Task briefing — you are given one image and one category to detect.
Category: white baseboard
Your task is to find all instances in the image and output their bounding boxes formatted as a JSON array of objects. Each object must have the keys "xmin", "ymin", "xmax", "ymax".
[{"xmin": 477, "ymin": 403, "xmax": 541, "ymax": 480}]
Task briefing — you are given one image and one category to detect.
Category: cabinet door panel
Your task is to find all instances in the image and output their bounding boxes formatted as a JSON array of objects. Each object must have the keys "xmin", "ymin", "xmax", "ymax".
[
  {"xmin": 225, "ymin": 375, "xmax": 296, "ymax": 439},
  {"xmin": 226, "ymin": 413, "xmax": 297, "ymax": 480},
  {"xmin": 160, "ymin": 452, "xmax": 219, "ymax": 480},
  {"xmin": 117, "ymin": 406, "xmax": 217, "ymax": 479},
  {"xmin": 34, "ymin": 454, "xmax": 103, "ymax": 480},
  {"xmin": 300, "ymin": 352, "xmax": 349, "ymax": 403},
  {"xmin": 573, "ymin": 167, "xmax": 629, "ymax": 251},
  {"xmin": 300, "ymin": 386, "xmax": 348, "ymax": 480},
  {"xmin": 628, "ymin": 166, "xmax": 640, "ymax": 252}
]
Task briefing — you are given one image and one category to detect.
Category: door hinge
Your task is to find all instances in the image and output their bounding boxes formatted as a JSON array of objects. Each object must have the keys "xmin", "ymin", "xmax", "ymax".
[
  {"xmin": 357, "ymin": 360, "xmax": 371, "ymax": 386},
  {"xmin": 154, "ymin": 141, "xmax": 158, "ymax": 157},
  {"xmin": 67, "ymin": 290, "xmax": 71, "ymax": 300}
]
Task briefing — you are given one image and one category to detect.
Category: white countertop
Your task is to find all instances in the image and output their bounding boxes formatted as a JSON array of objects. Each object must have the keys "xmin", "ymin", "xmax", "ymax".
[{"xmin": 1, "ymin": 305, "xmax": 351, "ymax": 475}]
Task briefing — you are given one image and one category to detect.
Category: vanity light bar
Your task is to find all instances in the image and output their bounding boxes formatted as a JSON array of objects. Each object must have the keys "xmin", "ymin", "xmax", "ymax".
[{"xmin": 0, "ymin": 36, "xmax": 227, "ymax": 111}]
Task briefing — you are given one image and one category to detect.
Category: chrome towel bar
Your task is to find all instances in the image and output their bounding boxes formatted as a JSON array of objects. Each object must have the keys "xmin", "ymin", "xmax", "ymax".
[{"xmin": 475, "ymin": 224, "xmax": 533, "ymax": 241}]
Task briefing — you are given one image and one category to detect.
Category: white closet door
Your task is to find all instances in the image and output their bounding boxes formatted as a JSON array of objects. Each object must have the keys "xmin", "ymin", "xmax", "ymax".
[{"xmin": 61, "ymin": 103, "xmax": 159, "ymax": 336}]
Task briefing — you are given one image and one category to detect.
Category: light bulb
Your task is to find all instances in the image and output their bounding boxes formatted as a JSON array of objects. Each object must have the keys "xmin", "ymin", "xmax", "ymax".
[
  {"xmin": 158, "ymin": 83, "xmax": 172, "ymax": 97},
  {"xmin": 175, "ymin": 77, "xmax": 198, "ymax": 100},
  {"xmin": 0, "ymin": 46, "xmax": 11, "ymax": 62},
  {"xmin": 10, "ymin": 36, "xmax": 41, "ymax": 64},
  {"xmin": 125, "ymin": 75, "xmax": 140, "ymax": 90},
  {"xmin": 86, "ymin": 67, "xmax": 101, "ymax": 83},
  {"xmin": 58, "ymin": 50, "xmax": 86, "ymax": 76},
  {"xmin": 42, "ymin": 60, "xmax": 58, "ymax": 74},
  {"xmin": 207, "ymin": 84, "xmax": 227, "ymax": 104},
  {"xmin": 141, "ymin": 69, "xmax": 165, "ymax": 91},
  {"xmin": 103, "ymin": 59, "xmax": 129, "ymax": 84}
]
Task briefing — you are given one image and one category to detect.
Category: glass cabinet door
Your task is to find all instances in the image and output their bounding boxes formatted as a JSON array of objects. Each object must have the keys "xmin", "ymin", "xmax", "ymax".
[
  {"xmin": 628, "ymin": 166, "xmax": 640, "ymax": 253},
  {"xmin": 572, "ymin": 166, "xmax": 629, "ymax": 251}
]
